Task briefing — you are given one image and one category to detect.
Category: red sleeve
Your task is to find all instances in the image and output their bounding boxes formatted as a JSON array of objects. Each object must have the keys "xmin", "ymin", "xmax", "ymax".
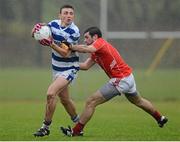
[{"xmin": 92, "ymin": 38, "xmax": 105, "ymax": 50}]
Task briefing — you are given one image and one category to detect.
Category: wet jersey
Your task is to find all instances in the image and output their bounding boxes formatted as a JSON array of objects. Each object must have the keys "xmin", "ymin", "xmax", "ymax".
[
  {"xmin": 91, "ymin": 38, "xmax": 132, "ymax": 79},
  {"xmin": 48, "ymin": 20, "xmax": 80, "ymax": 77}
]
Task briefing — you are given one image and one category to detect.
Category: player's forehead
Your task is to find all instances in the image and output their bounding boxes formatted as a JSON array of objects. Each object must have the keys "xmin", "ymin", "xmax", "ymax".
[
  {"xmin": 84, "ymin": 32, "xmax": 90, "ymax": 38},
  {"xmin": 60, "ymin": 8, "xmax": 74, "ymax": 14}
]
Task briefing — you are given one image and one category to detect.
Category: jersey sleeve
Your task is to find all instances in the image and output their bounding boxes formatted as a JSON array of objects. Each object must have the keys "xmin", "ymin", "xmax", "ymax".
[
  {"xmin": 92, "ymin": 38, "xmax": 105, "ymax": 50},
  {"xmin": 47, "ymin": 20, "xmax": 54, "ymax": 27},
  {"xmin": 67, "ymin": 31, "xmax": 80, "ymax": 44},
  {"xmin": 67, "ymin": 24, "xmax": 80, "ymax": 45}
]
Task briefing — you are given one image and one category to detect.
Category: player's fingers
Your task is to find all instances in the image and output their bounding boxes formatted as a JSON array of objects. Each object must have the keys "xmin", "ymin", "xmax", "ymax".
[
  {"xmin": 40, "ymin": 39, "xmax": 52, "ymax": 46},
  {"xmin": 61, "ymin": 43, "xmax": 69, "ymax": 50},
  {"xmin": 34, "ymin": 23, "xmax": 43, "ymax": 31},
  {"xmin": 39, "ymin": 40, "xmax": 47, "ymax": 46},
  {"xmin": 34, "ymin": 26, "xmax": 41, "ymax": 31},
  {"xmin": 43, "ymin": 40, "xmax": 49, "ymax": 46},
  {"xmin": 36, "ymin": 23, "xmax": 42, "ymax": 28}
]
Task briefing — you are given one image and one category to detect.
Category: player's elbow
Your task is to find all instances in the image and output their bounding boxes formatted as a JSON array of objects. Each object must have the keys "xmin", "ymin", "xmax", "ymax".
[
  {"xmin": 61, "ymin": 50, "xmax": 71, "ymax": 58},
  {"xmin": 79, "ymin": 64, "xmax": 89, "ymax": 70}
]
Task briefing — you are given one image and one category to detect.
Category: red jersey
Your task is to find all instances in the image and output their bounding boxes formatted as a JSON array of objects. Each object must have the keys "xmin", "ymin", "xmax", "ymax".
[{"xmin": 91, "ymin": 38, "xmax": 132, "ymax": 79}]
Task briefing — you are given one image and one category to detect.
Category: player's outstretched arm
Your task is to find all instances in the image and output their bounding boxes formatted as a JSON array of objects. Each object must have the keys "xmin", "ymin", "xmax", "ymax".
[
  {"xmin": 80, "ymin": 58, "xmax": 95, "ymax": 70},
  {"xmin": 70, "ymin": 45, "xmax": 96, "ymax": 53}
]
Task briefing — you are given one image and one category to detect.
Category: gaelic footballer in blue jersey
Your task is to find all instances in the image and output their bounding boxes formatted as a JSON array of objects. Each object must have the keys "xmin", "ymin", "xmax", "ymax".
[
  {"xmin": 33, "ymin": 5, "xmax": 80, "ymax": 137},
  {"xmin": 48, "ymin": 19, "xmax": 80, "ymax": 81}
]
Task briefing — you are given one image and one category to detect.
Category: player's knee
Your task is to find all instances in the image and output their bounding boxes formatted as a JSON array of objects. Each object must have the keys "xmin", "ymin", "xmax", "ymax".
[
  {"xmin": 85, "ymin": 96, "xmax": 97, "ymax": 108},
  {"xmin": 46, "ymin": 95, "xmax": 56, "ymax": 106},
  {"xmin": 47, "ymin": 91, "xmax": 55, "ymax": 97},
  {"xmin": 47, "ymin": 91, "xmax": 56, "ymax": 102},
  {"xmin": 131, "ymin": 97, "xmax": 143, "ymax": 107},
  {"xmin": 125, "ymin": 92, "xmax": 143, "ymax": 107}
]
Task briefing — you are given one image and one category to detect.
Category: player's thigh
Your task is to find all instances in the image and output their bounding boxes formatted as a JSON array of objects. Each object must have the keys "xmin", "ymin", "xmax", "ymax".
[
  {"xmin": 99, "ymin": 81, "xmax": 120, "ymax": 101},
  {"xmin": 57, "ymin": 86, "xmax": 70, "ymax": 100},
  {"xmin": 87, "ymin": 90, "xmax": 108, "ymax": 107},
  {"xmin": 47, "ymin": 76, "xmax": 69, "ymax": 95}
]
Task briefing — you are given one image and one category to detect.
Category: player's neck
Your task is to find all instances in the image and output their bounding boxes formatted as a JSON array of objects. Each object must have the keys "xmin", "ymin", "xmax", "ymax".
[{"xmin": 61, "ymin": 21, "xmax": 71, "ymax": 28}]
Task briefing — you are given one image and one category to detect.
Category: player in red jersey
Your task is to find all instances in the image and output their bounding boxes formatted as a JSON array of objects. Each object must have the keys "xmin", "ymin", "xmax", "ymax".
[{"xmin": 61, "ymin": 27, "xmax": 168, "ymax": 136}]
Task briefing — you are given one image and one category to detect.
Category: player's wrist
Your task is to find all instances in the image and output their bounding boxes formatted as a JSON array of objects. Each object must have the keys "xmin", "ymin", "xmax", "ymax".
[{"xmin": 50, "ymin": 42, "xmax": 55, "ymax": 48}]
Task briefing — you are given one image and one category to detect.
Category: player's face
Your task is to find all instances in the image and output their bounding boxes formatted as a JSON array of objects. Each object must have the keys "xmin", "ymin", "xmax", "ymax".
[
  {"xmin": 84, "ymin": 32, "xmax": 95, "ymax": 45},
  {"xmin": 59, "ymin": 8, "xmax": 74, "ymax": 26}
]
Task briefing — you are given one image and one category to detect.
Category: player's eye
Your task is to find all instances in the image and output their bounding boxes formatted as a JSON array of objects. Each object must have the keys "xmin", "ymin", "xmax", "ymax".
[
  {"xmin": 63, "ymin": 11, "xmax": 68, "ymax": 15},
  {"xmin": 69, "ymin": 12, "xmax": 74, "ymax": 15}
]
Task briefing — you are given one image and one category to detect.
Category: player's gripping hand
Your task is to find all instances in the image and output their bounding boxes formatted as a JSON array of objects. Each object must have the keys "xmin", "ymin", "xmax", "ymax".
[
  {"xmin": 31, "ymin": 23, "xmax": 46, "ymax": 37},
  {"xmin": 39, "ymin": 37, "xmax": 53, "ymax": 46},
  {"xmin": 60, "ymin": 41, "xmax": 72, "ymax": 50}
]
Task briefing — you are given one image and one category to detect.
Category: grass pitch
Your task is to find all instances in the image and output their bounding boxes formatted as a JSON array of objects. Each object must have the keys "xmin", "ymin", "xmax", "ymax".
[
  {"xmin": 0, "ymin": 68, "xmax": 180, "ymax": 140},
  {"xmin": 0, "ymin": 100, "xmax": 180, "ymax": 141}
]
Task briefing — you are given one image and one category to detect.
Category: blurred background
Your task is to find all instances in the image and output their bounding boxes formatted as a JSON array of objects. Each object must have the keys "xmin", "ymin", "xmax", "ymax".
[
  {"xmin": 0, "ymin": 0, "xmax": 180, "ymax": 101},
  {"xmin": 0, "ymin": 0, "xmax": 180, "ymax": 68}
]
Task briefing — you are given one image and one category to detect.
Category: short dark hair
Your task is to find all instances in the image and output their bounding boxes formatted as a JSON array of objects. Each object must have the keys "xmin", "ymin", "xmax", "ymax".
[
  {"xmin": 84, "ymin": 27, "xmax": 102, "ymax": 38},
  {"xmin": 60, "ymin": 4, "xmax": 74, "ymax": 13}
]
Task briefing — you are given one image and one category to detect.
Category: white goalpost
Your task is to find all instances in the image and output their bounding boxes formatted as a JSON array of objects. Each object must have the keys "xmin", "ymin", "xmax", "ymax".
[
  {"xmin": 100, "ymin": 0, "xmax": 179, "ymax": 75},
  {"xmin": 100, "ymin": 0, "xmax": 180, "ymax": 40}
]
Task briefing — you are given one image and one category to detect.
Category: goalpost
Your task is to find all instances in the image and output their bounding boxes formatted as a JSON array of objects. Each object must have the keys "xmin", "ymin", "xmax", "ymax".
[{"xmin": 100, "ymin": 0, "xmax": 180, "ymax": 75}]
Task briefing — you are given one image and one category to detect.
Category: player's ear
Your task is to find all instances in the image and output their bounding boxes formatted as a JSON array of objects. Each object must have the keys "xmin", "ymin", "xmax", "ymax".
[{"xmin": 93, "ymin": 34, "xmax": 98, "ymax": 40}]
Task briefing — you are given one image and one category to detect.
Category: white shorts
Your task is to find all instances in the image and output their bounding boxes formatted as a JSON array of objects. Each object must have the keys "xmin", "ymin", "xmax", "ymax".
[
  {"xmin": 52, "ymin": 69, "xmax": 78, "ymax": 82},
  {"xmin": 110, "ymin": 73, "xmax": 137, "ymax": 94},
  {"xmin": 99, "ymin": 73, "xmax": 137, "ymax": 100}
]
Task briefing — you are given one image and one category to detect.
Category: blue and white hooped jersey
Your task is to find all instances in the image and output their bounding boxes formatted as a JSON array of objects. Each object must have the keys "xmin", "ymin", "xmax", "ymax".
[{"xmin": 48, "ymin": 20, "xmax": 80, "ymax": 81}]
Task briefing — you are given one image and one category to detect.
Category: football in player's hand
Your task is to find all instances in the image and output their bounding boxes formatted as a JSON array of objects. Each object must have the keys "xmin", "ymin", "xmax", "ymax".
[{"xmin": 33, "ymin": 25, "xmax": 52, "ymax": 41}]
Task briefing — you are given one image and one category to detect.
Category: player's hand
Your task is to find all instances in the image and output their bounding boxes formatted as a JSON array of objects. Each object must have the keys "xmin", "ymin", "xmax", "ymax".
[
  {"xmin": 31, "ymin": 23, "xmax": 46, "ymax": 37},
  {"xmin": 39, "ymin": 37, "xmax": 53, "ymax": 46},
  {"xmin": 60, "ymin": 41, "xmax": 72, "ymax": 50}
]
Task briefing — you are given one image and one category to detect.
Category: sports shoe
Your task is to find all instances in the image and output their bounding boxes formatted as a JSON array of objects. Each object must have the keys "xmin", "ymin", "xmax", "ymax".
[
  {"xmin": 60, "ymin": 126, "xmax": 83, "ymax": 137},
  {"xmin": 33, "ymin": 127, "xmax": 50, "ymax": 137},
  {"xmin": 158, "ymin": 116, "xmax": 168, "ymax": 128}
]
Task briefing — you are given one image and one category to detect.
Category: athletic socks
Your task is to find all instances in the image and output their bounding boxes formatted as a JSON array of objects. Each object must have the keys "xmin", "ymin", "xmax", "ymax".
[
  {"xmin": 152, "ymin": 111, "xmax": 162, "ymax": 122},
  {"xmin": 73, "ymin": 122, "xmax": 84, "ymax": 134},
  {"xmin": 71, "ymin": 115, "xmax": 80, "ymax": 123}
]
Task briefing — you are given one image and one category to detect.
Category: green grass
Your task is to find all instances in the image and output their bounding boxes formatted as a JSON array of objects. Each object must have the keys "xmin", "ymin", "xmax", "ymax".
[
  {"xmin": 0, "ymin": 100, "xmax": 180, "ymax": 141},
  {"xmin": 0, "ymin": 68, "xmax": 180, "ymax": 140},
  {"xmin": 0, "ymin": 68, "xmax": 180, "ymax": 101}
]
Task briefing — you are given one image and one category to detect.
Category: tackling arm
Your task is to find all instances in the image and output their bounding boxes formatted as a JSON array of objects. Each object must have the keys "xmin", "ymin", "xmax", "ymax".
[
  {"xmin": 70, "ymin": 45, "xmax": 96, "ymax": 53},
  {"xmin": 80, "ymin": 57, "xmax": 95, "ymax": 70}
]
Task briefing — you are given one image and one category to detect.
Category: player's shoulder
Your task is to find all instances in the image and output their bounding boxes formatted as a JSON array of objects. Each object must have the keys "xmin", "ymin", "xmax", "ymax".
[
  {"xmin": 70, "ymin": 22, "xmax": 80, "ymax": 33},
  {"xmin": 48, "ymin": 19, "xmax": 59, "ymax": 26},
  {"xmin": 94, "ymin": 38, "xmax": 106, "ymax": 44}
]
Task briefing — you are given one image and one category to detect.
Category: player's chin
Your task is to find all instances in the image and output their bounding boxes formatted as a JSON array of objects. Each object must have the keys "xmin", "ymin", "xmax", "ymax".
[{"xmin": 66, "ymin": 19, "xmax": 73, "ymax": 24}]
